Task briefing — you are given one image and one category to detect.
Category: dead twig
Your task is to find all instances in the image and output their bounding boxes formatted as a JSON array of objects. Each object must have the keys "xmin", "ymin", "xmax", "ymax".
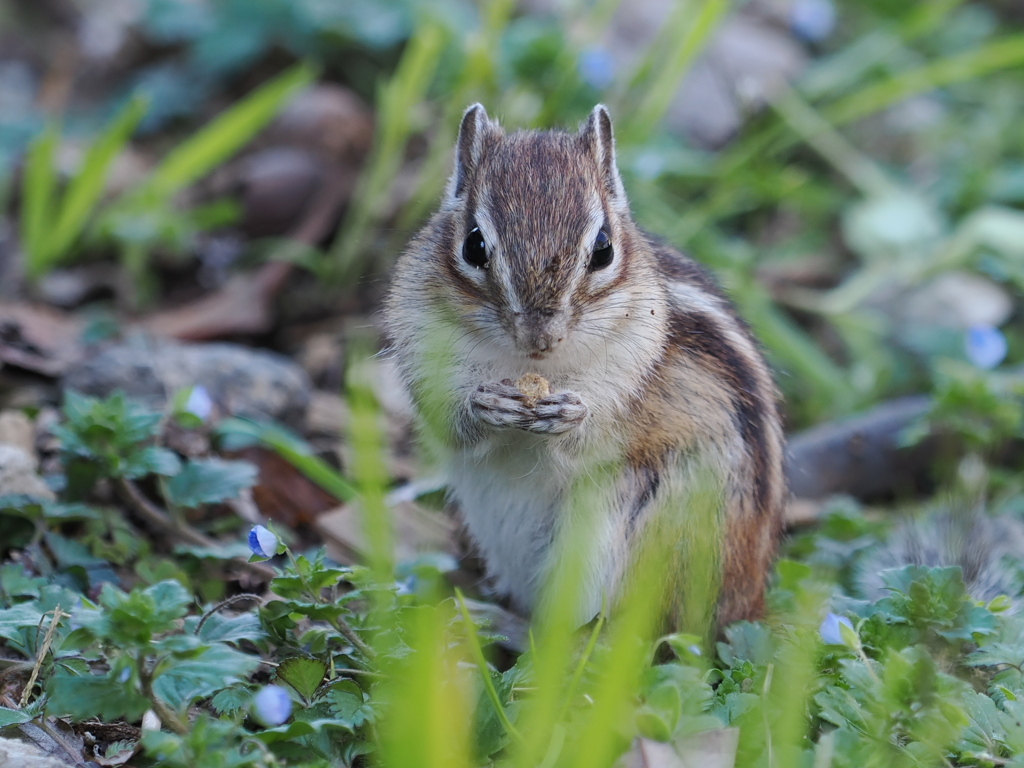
[{"xmin": 20, "ymin": 606, "xmax": 66, "ymax": 707}]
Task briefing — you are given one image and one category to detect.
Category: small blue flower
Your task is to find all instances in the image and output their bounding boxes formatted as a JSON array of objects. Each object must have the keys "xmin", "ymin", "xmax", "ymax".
[
  {"xmin": 819, "ymin": 612, "xmax": 854, "ymax": 646},
  {"xmin": 578, "ymin": 48, "xmax": 615, "ymax": 91},
  {"xmin": 254, "ymin": 685, "xmax": 292, "ymax": 726},
  {"xmin": 965, "ymin": 325, "xmax": 1008, "ymax": 370},
  {"xmin": 790, "ymin": 0, "xmax": 836, "ymax": 42},
  {"xmin": 248, "ymin": 525, "xmax": 279, "ymax": 559},
  {"xmin": 184, "ymin": 385, "xmax": 213, "ymax": 421}
]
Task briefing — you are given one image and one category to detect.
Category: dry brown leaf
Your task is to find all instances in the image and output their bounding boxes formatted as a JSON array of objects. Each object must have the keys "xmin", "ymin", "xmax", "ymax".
[
  {"xmin": 227, "ymin": 446, "xmax": 338, "ymax": 528},
  {"xmin": 316, "ymin": 500, "xmax": 458, "ymax": 565},
  {"xmin": 142, "ymin": 165, "xmax": 351, "ymax": 341},
  {"xmin": 0, "ymin": 302, "xmax": 82, "ymax": 376}
]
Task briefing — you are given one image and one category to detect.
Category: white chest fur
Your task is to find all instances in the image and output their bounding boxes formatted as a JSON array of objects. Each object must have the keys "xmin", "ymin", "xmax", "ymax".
[{"xmin": 436, "ymin": 330, "xmax": 646, "ymax": 618}]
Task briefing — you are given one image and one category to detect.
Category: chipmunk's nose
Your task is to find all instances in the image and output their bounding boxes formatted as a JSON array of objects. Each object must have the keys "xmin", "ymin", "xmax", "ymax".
[{"xmin": 513, "ymin": 311, "xmax": 567, "ymax": 357}]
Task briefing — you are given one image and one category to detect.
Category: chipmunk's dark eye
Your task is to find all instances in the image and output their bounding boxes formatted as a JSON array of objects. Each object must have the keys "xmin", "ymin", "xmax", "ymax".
[
  {"xmin": 463, "ymin": 227, "xmax": 489, "ymax": 269},
  {"xmin": 589, "ymin": 229, "xmax": 613, "ymax": 271}
]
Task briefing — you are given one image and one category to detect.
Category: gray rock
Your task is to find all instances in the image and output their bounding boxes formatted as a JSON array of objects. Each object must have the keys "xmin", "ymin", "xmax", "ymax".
[
  {"xmin": 0, "ymin": 736, "xmax": 70, "ymax": 768},
  {"xmin": 62, "ymin": 336, "xmax": 310, "ymax": 426},
  {"xmin": 0, "ymin": 445, "xmax": 55, "ymax": 500}
]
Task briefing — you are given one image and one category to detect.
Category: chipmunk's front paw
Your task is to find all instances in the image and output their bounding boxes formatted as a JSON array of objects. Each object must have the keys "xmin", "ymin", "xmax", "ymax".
[
  {"xmin": 470, "ymin": 383, "xmax": 588, "ymax": 434},
  {"xmin": 470, "ymin": 382, "xmax": 533, "ymax": 429},
  {"xmin": 525, "ymin": 391, "xmax": 589, "ymax": 434}
]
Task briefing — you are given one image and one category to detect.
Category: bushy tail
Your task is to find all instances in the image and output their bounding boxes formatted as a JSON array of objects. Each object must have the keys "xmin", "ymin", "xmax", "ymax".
[{"xmin": 855, "ymin": 509, "xmax": 1024, "ymax": 608}]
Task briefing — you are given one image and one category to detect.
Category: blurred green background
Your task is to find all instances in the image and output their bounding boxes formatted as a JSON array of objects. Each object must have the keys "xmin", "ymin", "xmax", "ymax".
[{"xmin": 3, "ymin": 0, "xmax": 1024, "ymax": 434}]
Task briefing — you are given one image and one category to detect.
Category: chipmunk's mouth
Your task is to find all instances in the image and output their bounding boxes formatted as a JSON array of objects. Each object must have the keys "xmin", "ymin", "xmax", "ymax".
[{"xmin": 528, "ymin": 352, "xmax": 547, "ymax": 360}]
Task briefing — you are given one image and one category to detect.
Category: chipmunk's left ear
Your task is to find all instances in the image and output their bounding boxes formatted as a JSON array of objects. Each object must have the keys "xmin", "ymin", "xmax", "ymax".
[{"xmin": 580, "ymin": 105, "xmax": 626, "ymax": 201}]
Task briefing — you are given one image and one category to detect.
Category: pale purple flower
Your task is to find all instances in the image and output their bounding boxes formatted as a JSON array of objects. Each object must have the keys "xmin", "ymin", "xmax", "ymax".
[
  {"xmin": 248, "ymin": 525, "xmax": 279, "ymax": 559},
  {"xmin": 819, "ymin": 612, "xmax": 854, "ymax": 645},
  {"xmin": 790, "ymin": 0, "xmax": 836, "ymax": 42},
  {"xmin": 965, "ymin": 325, "xmax": 1008, "ymax": 370},
  {"xmin": 578, "ymin": 48, "xmax": 615, "ymax": 91},
  {"xmin": 184, "ymin": 385, "xmax": 213, "ymax": 421},
  {"xmin": 254, "ymin": 685, "xmax": 292, "ymax": 726}
]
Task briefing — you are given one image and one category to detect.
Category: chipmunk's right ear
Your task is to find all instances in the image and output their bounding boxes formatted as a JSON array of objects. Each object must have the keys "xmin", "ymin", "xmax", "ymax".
[
  {"xmin": 447, "ymin": 104, "xmax": 498, "ymax": 202},
  {"xmin": 581, "ymin": 104, "xmax": 627, "ymax": 202}
]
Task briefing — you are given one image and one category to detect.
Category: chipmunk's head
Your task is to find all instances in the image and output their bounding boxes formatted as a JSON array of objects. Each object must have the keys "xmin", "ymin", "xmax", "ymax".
[{"xmin": 436, "ymin": 104, "xmax": 653, "ymax": 364}]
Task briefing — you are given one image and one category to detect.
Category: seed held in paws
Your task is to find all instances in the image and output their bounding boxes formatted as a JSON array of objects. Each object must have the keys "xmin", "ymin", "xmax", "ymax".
[{"xmin": 515, "ymin": 373, "xmax": 551, "ymax": 408}]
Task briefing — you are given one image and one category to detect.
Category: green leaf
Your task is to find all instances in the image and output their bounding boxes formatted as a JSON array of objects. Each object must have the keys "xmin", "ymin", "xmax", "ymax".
[
  {"xmin": 0, "ymin": 706, "xmax": 32, "ymax": 726},
  {"xmin": 141, "ymin": 63, "xmax": 315, "ymax": 199},
  {"xmin": 44, "ymin": 532, "xmax": 108, "ymax": 569},
  {"xmin": 82, "ymin": 580, "xmax": 193, "ymax": 647},
  {"xmin": 153, "ymin": 643, "xmax": 260, "ymax": 709},
  {"xmin": 54, "ymin": 391, "xmax": 169, "ymax": 485},
  {"xmin": 635, "ymin": 709, "xmax": 673, "ymax": 741},
  {"xmin": 46, "ymin": 670, "xmax": 152, "ymax": 721},
  {"xmin": 196, "ymin": 610, "xmax": 266, "ymax": 644},
  {"xmin": 327, "ymin": 679, "xmax": 373, "ymax": 730},
  {"xmin": 0, "ymin": 602, "xmax": 44, "ymax": 644},
  {"xmin": 716, "ymin": 621, "xmax": 774, "ymax": 668},
  {"xmin": 276, "ymin": 657, "xmax": 328, "ymax": 703},
  {"xmin": 210, "ymin": 685, "xmax": 254, "ymax": 716},
  {"xmin": 139, "ymin": 446, "xmax": 183, "ymax": 477},
  {"xmin": 815, "ymin": 684, "xmax": 869, "ymax": 731},
  {"xmin": 0, "ymin": 563, "xmax": 46, "ymax": 600},
  {"xmin": 253, "ymin": 718, "xmax": 346, "ymax": 744},
  {"xmin": 41, "ymin": 502, "xmax": 103, "ymax": 521},
  {"xmin": 164, "ymin": 458, "xmax": 257, "ymax": 508}
]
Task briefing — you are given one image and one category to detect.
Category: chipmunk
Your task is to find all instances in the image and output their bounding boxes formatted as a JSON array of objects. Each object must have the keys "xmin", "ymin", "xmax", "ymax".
[{"xmin": 384, "ymin": 104, "xmax": 785, "ymax": 630}]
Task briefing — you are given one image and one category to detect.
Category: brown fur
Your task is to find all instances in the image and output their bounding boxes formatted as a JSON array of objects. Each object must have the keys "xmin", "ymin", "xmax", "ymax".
[{"xmin": 384, "ymin": 104, "xmax": 786, "ymax": 630}]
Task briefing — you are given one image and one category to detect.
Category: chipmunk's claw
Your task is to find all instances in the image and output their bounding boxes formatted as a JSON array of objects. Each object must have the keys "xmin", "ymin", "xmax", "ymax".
[
  {"xmin": 526, "ymin": 391, "xmax": 588, "ymax": 434},
  {"xmin": 470, "ymin": 382, "xmax": 587, "ymax": 434},
  {"xmin": 470, "ymin": 382, "xmax": 533, "ymax": 429}
]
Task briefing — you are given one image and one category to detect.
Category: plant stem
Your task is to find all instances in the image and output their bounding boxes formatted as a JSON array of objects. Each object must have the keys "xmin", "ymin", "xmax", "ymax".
[
  {"xmin": 117, "ymin": 477, "xmax": 275, "ymax": 580},
  {"xmin": 328, "ymin": 616, "xmax": 376, "ymax": 661},
  {"xmin": 138, "ymin": 658, "xmax": 188, "ymax": 736},
  {"xmin": 195, "ymin": 594, "xmax": 263, "ymax": 635},
  {"xmin": 456, "ymin": 588, "xmax": 523, "ymax": 744}
]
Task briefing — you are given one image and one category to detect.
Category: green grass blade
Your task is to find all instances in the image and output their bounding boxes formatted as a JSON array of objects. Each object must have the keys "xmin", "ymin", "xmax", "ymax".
[
  {"xmin": 532, "ymin": 0, "xmax": 624, "ymax": 127},
  {"xmin": 509, "ymin": 468, "xmax": 620, "ymax": 768},
  {"xmin": 142, "ymin": 63, "xmax": 315, "ymax": 200},
  {"xmin": 328, "ymin": 18, "xmax": 445, "ymax": 282},
  {"xmin": 20, "ymin": 125, "xmax": 59, "ymax": 278},
  {"xmin": 708, "ymin": 33, "xmax": 1024, "ymax": 233},
  {"xmin": 620, "ymin": 0, "xmax": 731, "ymax": 144},
  {"xmin": 800, "ymin": 0, "xmax": 965, "ymax": 100},
  {"xmin": 395, "ymin": 0, "xmax": 515, "ymax": 232},
  {"xmin": 825, "ymin": 34, "xmax": 1024, "ymax": 128},
  {"xmin": 215, "ymin": 417, "xmax": 358, "ymax": 502},
  {"xmin": 769, "ymin": 83, "xmax": 894, "ymax": 198},
  {"xmin": 347, "ymin": 348, "xmax": 394, "ymax": 589},
  {"xmin": 47, "ymin": 97, "xmax": 148, "ymax": 268},
  {"xmin": 376, "ymin": 600, "xmax": 474, "ymax": 768},
  {"xmin": 455, "ymin": 588, "xmax": 522, "ymax": 743}
]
